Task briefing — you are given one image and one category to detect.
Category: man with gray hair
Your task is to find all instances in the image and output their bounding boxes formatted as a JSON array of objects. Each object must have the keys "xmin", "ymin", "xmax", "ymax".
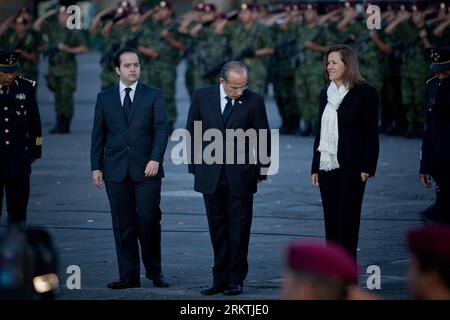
[{"xmin": 186, "ymin": 61, "xmax": 270, "ymax": 295}]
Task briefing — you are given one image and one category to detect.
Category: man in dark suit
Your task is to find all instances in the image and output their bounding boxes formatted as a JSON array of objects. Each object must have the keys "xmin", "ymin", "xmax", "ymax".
[
  {"xmin": 91, "ymin": 47, "xmax": 170, "ymax": 289},
  {"xmin": 186, "ymin": 61, "xmax": 271, "ymax": 295},
  {"xmin": 0, "ymin": 50, "xmax": 42, "ymax": 225}
]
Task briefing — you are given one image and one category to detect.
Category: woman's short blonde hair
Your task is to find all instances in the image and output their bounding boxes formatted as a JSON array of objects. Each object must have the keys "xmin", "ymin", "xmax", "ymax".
[{"xmin": 324, "ymin": 45, "xmax": 366, "ymax": 89}]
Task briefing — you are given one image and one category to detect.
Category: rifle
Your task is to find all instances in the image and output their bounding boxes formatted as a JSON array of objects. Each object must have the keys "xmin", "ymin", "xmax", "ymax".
[
  {"xmin": 100, "ymin": 42, "xmax": 120, "ymax": 67},
  {"xmin": 124, "ymin": 29, "xmax": 144, "ymax": 49}
]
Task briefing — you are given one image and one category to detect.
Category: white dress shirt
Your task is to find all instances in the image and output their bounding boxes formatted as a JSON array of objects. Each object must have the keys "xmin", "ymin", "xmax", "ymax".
[
  {"xmin": 119, "ymin": 80, "xmax": 138, "ymax": 106},
  {"xmin": 220, "ymin": 83, "xmax": 234, "ymax": 113}
]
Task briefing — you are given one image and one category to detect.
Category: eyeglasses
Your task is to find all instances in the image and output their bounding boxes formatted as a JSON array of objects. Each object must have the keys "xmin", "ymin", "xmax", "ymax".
[{"xmin": 225, "ymin": 82, "xmax": 248, "ymax": 93}]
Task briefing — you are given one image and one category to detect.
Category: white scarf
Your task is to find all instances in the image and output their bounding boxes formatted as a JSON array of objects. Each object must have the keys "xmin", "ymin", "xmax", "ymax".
[{"xmin": 318, "ymin": 81, "xmax": 349, "ymax": 171}]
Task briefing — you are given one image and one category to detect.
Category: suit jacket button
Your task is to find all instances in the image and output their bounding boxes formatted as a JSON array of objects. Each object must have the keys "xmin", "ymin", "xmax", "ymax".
[
  {"xmin": 126, "ymin": 146, "xmax": 130, "ymax": 150},
  {"xmin": 5, "ymin": 141, "xmax": 10, "ymax": 145}
]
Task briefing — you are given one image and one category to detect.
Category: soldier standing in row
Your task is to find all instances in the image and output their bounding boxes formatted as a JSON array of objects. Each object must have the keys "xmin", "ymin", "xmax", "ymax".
[
  {"xmin": 223, "ymin": 3, "xmax": 274, "ymax": 96},
  {"xmin": 270, "ymin": 5, "xmax": 300, "ymax": 134},
  {"xmin": 2, "ymin": 15, "xmax": 40, "ymax": 83},
  {"xmin": 139, "ymin": 1, "xmax": 185, "ymax": 133},
  {"xmin": 294, "ymin": 3, "xmax": 329, "ymax": 137},
  {"xmin": 0, "ymin": 51, "xmax": 42, "ymax": 225},
  {"xmin": 33, "ymin": 6, "xmax": 88, "ymax": 134},
  {"xmin": 386, "ymin": 3, "xmax": 433, "ymax": 138}
]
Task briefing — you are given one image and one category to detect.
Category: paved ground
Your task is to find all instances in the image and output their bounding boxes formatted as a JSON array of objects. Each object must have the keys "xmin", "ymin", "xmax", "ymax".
[{"xmin": 1, "ymin": 53, "xmax": 433, "ymax": 300}]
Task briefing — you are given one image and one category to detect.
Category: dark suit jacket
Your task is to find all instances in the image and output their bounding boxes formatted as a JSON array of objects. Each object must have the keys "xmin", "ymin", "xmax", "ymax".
[
  {"xmin": 311, "ymin": 82, "xmax": 379, "ymax": 176},
  {"xmin": 420, "ymin": 76, "xmax": 450, "ymax": 174},
  {"xmin": 186, "ymin": 85, "xmax": 270, "ymax": 197},
  {"xmin": 90, "ymin": 82, "xmax": 169, "ymax": 182}
]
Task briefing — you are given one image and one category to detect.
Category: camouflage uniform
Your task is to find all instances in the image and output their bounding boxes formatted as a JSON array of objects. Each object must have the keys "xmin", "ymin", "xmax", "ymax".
[
  {"xmin": 3, "ymin": 28, "xmax": 40, "ymax": 81},
  {"xmin": 294, "ymin": 22, "xmax": 328, "ymax": 133},
  {"xmin": 348, "ymin": 20, "xmax": 383, "ymax": 96},
  {"xmin": 99, "ymin": 24, "xmax": 129, "ymax": 90},
  {"xmin": 271, "ymin": 22, "xmax": 298, "ymax": 132},
  {"xmin": 41, "ymin": 18, "xmax": 87, "ymax": 131},
  {"xmin": 397, "ymin": 21, "xmax": 430, "ymax": 134},
  {"xmin": 225, "ymin": 21, "xmax": 273, "ymax": 96},
  {"xmin": 193, "ymin": 24, "xmax": 229, "ymax": 88},
  {"xmin": 143, "ymin": 21, "xmax": 183, "ymax": 128},
  {"xmin": 182, "ymin": 23, "xmax": 199, "ymax": 99}
]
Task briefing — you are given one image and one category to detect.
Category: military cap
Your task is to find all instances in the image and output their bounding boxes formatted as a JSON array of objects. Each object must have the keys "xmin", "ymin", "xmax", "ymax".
[
  {"xmin": 411, "ymin": 2, "xmax": 427, "ymax": 11},
  {"xmin": 407, "ymin": 224, "xmax": 450, "ymax": 259},
  {"xmin": 0, "ymin": 51, "xmax": 20, "ymax": 73},
  {"xmin": 204, "ymin": 3, "xmax": 217, "ymax": 13},
  {"xmin": 194, "ymin": 2, "xmax": 206, "ymax": 11},
  {"xmin": 240, "ymin": 3, "xmax": 257, "ymax": 12},
  {"xmin": 113, "ymin": 6, "xmax": 129, "ymax": 22},
  {"xmin": 302, "ymin": 3, "xmax": 318, "ymax": 11},
  {"xmin": 18, "ymin": 6, "xmax": 32, "ymax": 15},
  {"xmin": 426, "ymin": 46, "xmax": 450, "ymax": 73},
  {"xmin": 324, "ymin": 3, "xmax": 341, "ymax": 13},
  {"xmin": 159, "ymin": 1, "xmax": 172, "ymax": 10},
  {"xmin": 287, "ymin": 241, "xmax": 358, "ymax": 284},
  {"xmin": 289, "ymin": 3, "xmax": 301, "ymax": 12},
  {"xmin": 14, "ymin": 15, "xmax": 29, "ymax": 25}
]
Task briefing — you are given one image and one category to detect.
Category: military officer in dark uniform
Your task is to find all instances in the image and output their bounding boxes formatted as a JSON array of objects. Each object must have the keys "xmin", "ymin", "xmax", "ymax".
[
  {"xmin": 420, "ymin": 46, "xmax": 450, "ymax": 225},
  {"xmin": 0, "ymin": 51, "xmax": 42, "ymax": 225}
]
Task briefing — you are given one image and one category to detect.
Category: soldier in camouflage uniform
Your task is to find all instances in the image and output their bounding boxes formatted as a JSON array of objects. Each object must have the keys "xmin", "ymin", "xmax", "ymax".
[
  {"xmin": 179, "ymin": 2, "xmax": 206, "ymax": 99},
  {"xmin": 386, "ymin": 4, "xmax": 433, "ymax": 138},
  {"xmin": 179, "ymin": 4, "xmax": 229, "ymax": 90},
  {"xmin": 3, "ymin": 15, "xmax": 40, "ymax": 82},
  {"xmin": 270, "ymin": 5, "xmax": 300, "ymax": 134},
  {"xmin": 139, "ymin": 1, "xmax": 185, "ymax": 132},
  {"xmin": 33, "ymin": 6, "xmax": 88, "ymax": 134},
  {"xmin": 223, "ymin": 3, "xmax": 274, "ymax": 96},
  {"xmin": 294, "ymin": 3, "xmax": 329, "ymax": 136}
]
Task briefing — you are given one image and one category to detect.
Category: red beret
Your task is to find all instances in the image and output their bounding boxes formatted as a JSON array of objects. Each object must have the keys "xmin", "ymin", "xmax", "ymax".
[
  {"xmin": 204, "ymin": 3, "xmax": 217, "ymax": 13},
  {"xmin": 287, "ymin": 241, "xmax": 358, "ymax": 284},
  {"xmin": 302, "ymin": 3, "xmax": 318, "ymax": 11},
  {"xmin": 240, "ymin": 3, "xmax": 257, "ymax": 12},
  {"xmin": 159, "ymin": 1, "xmax": 172, "ymax": 10},
  {"xmin": 194, "ymin": 2, "xmax": 205, "ymax": 11},
  {"xmin": 407, "ymin": 224, "xmax": 450, "ymax": 259}
]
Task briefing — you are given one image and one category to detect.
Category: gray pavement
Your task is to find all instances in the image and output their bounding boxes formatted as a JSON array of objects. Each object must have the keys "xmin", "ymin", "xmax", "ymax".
[{"xmin": 2, "ymin": 52, "xmax": 433, "ymax": 300}]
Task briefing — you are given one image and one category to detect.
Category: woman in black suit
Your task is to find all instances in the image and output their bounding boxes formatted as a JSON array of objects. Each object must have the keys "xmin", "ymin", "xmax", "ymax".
[{"xmin": 311, "ymin": 45, "xmax": 379, "ymax": 258}]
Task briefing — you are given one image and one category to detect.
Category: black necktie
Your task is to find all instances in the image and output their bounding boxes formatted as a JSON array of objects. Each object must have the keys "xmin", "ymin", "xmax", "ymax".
[
  {"xmin": 222, "ymin": 96, "xmax": 233, "ymax": 124},
  {"xmin": 123, "ymin": 87, "xmax": 132, "ymax": 119}
]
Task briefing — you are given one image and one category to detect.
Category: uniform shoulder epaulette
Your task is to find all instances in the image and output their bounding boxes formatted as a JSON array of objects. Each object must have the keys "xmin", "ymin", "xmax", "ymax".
[
  {"xmin": 18, "ymin": 75, "xmax": 36, "ymax": 87},
  {"xmin": 426, "ymin": 75, "xmax": 439, "ymax": 84}
]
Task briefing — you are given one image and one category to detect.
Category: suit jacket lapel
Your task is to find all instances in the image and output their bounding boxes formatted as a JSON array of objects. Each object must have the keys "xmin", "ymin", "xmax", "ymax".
[
  {"xmin": 211, "ymin": 85, "xmax": 224, "ymax": 131},
  {"xmin": 112, "ymin": 84, "xmax": 127, "ymax": 124},
  {"xmin": 127, "ymin": 82, "xmax": 144, "ymax": 124},
  {"xmin": 226, "ymin": 89, "xmax": 248, "ymax": 127}
]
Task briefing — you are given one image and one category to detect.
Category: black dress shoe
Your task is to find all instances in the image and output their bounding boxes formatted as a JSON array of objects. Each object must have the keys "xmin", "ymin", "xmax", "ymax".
[
  {"xmin": 223, "ymin": 284, "xmax": 243, "ymax": 295},
  {"xmin": 151, "ymin": 274, "xmax": 170, "ymax": 288},
  {"xmin": 107, "ymin": 279, "xmax": 140, "ymax": 289},
  {"xmin": 200, "ymin": 285, "xmax": 225, "ymax": 295}
]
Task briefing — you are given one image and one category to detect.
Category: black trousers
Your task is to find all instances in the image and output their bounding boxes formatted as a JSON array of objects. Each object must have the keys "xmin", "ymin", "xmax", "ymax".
[
  {"xmin": 431, "ymin": 159, "xmax": 450, "ymax": 224},
  {"xmin": 203, "ymin": 171, "xmax": 253, "ymax": 287},
  {"xmin": 0, "ymin": 176, "xmax": 30, "ymax": 224},
  {"xmin": 105, "ymin": 176, "xmax": 162, "ymax": 281},
  {"xmin": 318, "ymin": 167, "xmax": 366, "ymax": 258}
]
